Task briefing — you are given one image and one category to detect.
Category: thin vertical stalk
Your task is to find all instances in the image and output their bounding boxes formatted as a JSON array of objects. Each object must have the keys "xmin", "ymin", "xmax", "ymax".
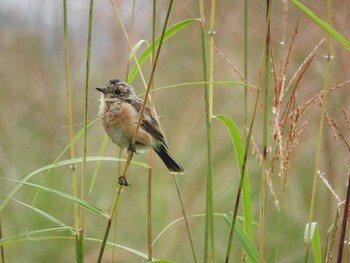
[
  {"xmin": 148, "ymin": 8, "xmax": 199, "ymax": 260},
  {"xmin": 63, "ymin": 0, "xmax": 80, "ymax": 261},
  {"xmin": 124, "ymin": 0, "xmax": 136, "ymax": 77},
  {"xmin": 97, "ymin": 2, "xmax": 173, "ymax": 261},
  {"xmin": 0, "ymin": 218, "xmax": 4, "ymax": 263},
  {"xmin": 337, "ymin": 174, "xmax": 350, "ymax": 263},
  {"xmin": 259, "ymin": 1, "xmax": 271, "ymax": 262},
  {"xmin": 305, "ymin": 0, "xmax": 332, "ymax": 261},
  {"xmin": 225, "ymin": 3, "xmax": 272, "ymax": 262},
  {"xmin": 243, "ymin": 3, "xmax": 252, "ymax": 261},
  {"xmin": 98, "ymin": 189, "xmax": 121, "ymax": 263},
  {"xmin": 89, "ymin": 135, "xmax": 109, "ymax": 195},
  {"xmin": 208, "ymin": 1, "xmax": 215, "ymax": 119},
  {"xmin": 173, "ymin": 175, "xmax": 198, "ymax": 263},
  {"xmin": 325, "ymin": 208, "xmax": 340, "ymax": 262},
  {"xmin": 243, "ymin": 0, "xmax": 248, "ymax": 140},
  {"xmin": 198, "ymin": 0, "xmax": 214, "ymax": 262},
  {"xmin": 111, "ymin": 1, "xmax": 136, "ymax": 262},
  {"xmin": 206, "ymin": 1, "xmax": 216, "ymax": 262},
  {"xmin": 110, "ymin": 148, "xmax": 121, "ymax": 263},
  {"xmin": 79, "ymin": 0, "xmax": 94, "ymax": 261},
  {"xmin": 147, "ymin": 1, "xmax": 156, "ymax": 261},
  {"xmin": 147, "ymin": 163, "xmax": 153, "ymax": 262}
]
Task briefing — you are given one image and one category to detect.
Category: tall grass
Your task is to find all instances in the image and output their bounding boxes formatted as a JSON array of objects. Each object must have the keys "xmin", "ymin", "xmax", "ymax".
[
  {"xmin": 63, "ymin": 0, "xmax": 80, "ymax": 261},
  {"xmin": 198, "ymin": 0, "xmax": 215, "ymax": 262},
  {"xmin": 304, "ymin": 0, "xmax": 332, "ymax": 258},
  {"xmin": 1, "ymin": 1, "xmax": 350, "ymax": 262}
]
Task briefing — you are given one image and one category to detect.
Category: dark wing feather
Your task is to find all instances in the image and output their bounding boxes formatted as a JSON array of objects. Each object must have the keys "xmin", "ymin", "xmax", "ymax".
[{"xmin": 128, "ymin": 99, "xmax": 168, "ymax": 147}]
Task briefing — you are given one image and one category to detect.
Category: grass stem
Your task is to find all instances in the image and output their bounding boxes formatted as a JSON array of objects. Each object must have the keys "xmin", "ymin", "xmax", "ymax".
[
  {"xmin": 97, "ymin": 1, "xmax": 173, "ymax": 261},
  {"xmin": 244, "ymin": 0, "xmax": 248, "ymax": 140},
  {"xmin": 206, "ymin": 0, "xmax": 216, "ymax": 261},
  {"xmin": 259, "ymin": 1, "xmax": 272, "ymax": 262},
  {"xmin": 198, "ymin": 0, "xmax": 215, "ymax": 261},
  {"xmin": 0, "ymin": 217, "xmax": 4, "ymax": 263},
  {"xmin": 79, "ymin": 0, "xmax": 94, "ymax": 261},
  {"xmin": 305, "ymin": 0, "xmax": 332, "ymax": 261},
  {"xmin": 225, "ymin": 2, "xmax": 271, "ymax": 261},
  {"xmin": 336, "ymin": 174, "xmax": 350, "ymax": 263},
  {"xmin": 173, "ymin": 175, "xmax": 198, "ymax": 263},
  {"xmin": 63, "ymin": 0, "xmax": 80, "ymax": 261},
  {"xmin": 146, "ymin": 2, "xmax": 156, "ymax": 261}
]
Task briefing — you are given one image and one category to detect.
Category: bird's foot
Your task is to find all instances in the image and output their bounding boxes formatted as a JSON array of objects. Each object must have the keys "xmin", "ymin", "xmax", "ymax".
[
  {"xmin": 118, "ymin": 176, "xmax": 131, "ymax": 187},
  {"xmin": 128, "ymin": 142, "xmax": 137, "ymax": 154}
]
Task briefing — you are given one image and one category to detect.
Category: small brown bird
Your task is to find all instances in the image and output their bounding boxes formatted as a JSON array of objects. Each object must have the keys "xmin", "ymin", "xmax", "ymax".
[{"xmin": 96, "ymin": 79, "xmax": 185, "ymax": 177}]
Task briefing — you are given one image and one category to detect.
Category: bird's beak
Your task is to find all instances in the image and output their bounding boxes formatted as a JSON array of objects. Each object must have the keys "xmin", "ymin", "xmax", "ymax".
[{"xmin": 96, "ymin": 87, "xmax": 107, "ymax": 93}]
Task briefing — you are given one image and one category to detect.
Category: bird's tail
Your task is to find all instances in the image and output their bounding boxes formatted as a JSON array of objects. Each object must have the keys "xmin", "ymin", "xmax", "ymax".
[{"xmin": 155, "ymin": 144, "xmax": 185, "ymax": 174}]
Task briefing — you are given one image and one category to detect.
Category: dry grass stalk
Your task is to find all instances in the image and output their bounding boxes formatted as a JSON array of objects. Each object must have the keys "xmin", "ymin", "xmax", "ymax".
[
  {"xmin": 325, "ymin": 209, "xmax": 341, "ymax": 263},
  {"xmin": 251, "ymin": 134, "xmax": 263, "ymax": 165},
  {"xmin": 342, "ymin": 109, "xmax": 350, "ymax": 132},
  {"xmin": 267, "ymin": 23, "xmax": 323, "ymax": 197},
  {"xmin": 214, "ymin": 45, "xmax": 247, "ymax": 83},
  {"xmin": 319, "ymin": 172, "xmax": 342, "ymax": 205},
  {"xmin": 297, "ymin": 80, "xmax": 350, "ymax": 116},
  {"xmin": 324, "ymin": 109, "xmax": 350, "ymax": 171}
]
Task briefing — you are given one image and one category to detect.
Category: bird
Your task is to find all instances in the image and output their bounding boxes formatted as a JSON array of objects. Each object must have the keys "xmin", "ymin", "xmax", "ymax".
[{"xmin": 96, "ymin": 79, "xmax": 185, "ymax": 183}]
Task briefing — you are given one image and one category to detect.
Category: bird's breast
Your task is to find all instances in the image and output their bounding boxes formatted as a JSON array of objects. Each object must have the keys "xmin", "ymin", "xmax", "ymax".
[{"xmin": 99, "ymin": 101, "xmax": 139, "ymax": 149}]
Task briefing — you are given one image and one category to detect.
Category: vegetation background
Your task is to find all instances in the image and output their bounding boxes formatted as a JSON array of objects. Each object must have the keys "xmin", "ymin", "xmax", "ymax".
[{"xmin": 0, "ymin": 0, "xmax": 349, "ymax": 262}]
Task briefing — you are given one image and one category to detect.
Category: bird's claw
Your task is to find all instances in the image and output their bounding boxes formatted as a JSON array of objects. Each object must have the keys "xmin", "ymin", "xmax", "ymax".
[
  {"xmin": 128, "ymin": 142, "xmax": 137, "ymax": 153},
  {"xmin": 118, "ymin": 176, "xmax": 131, "ymax": 186}
]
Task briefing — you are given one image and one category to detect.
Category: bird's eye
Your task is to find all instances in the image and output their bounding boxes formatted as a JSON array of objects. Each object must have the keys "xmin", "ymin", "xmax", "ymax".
[{"xmin": 114, "ymin": 89, "xmax": 122, "ymax": 95}]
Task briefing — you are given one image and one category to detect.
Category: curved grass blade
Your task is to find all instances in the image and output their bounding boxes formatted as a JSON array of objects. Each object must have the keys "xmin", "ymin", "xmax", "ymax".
[
  {"xmin": 151, "ymin": 261, "xmax": 176, "ymax": 263},
  {"xmin": 1, "ymin": 233, "xmax": 158, "ymax": 261},
  {"xmin": 127, "ymin": 18, "xmax": 197, "ymax": 83},
  {"xmin": 0, "ymin": 227, "xmax": 73, "ymax": 246},
  {"xmin": 89, "ymin": 135, "xmax": 109, "ymax": 194},
  {"xmin": 152, "ymin": 213, "xmax": 236, "ymax": 246},
  {"xmin": 87, "ymin": 237, "xmax": 157, "ymax": 261},
  {"xmin": 214, "ymin": 115, "xmax": 253, "ymax": 237},
  {"xmin": 290, "ymin": 0, "xmax": 350, "ymax": 52},
  {"xmin": 0, "ymin": 194, "xmax": 73, "ymax": 233},
  {"xmin": 0, "ymin": 157, "xmax": 147, "ymax": 214},
  {"xmin": 304, "ymin": 222, "xmax": 322, "ymax": 263},
  {"xmin": 223, "ymin": 213, "xmax": 262, "ymax": 263},
  {"xmin": 1, "ymin": 177, "xmax": 108, "ymax": 218},
  {"xmin": 128, "ymin": 39, "xmax": 149, "ymax": 60},
  {"xmin": 55, "ymin": 118, "xmax": 98, "ymax": 163},
  {"xmin": 215, "ymin": 114, "xmax": 253, "ymax": 262},
  {"xmin": 138, "ymin": 81, "xmax": 249, "ymax": 96}
]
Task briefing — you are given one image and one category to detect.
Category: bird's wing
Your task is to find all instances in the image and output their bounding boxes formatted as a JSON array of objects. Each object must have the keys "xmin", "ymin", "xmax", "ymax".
[{"xmin": 128, "ymin": 99, "xmax": 168, "ymax": 147}]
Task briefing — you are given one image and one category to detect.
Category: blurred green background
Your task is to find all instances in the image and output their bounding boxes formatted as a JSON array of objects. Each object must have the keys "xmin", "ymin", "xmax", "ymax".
[{"xmin": 1, "ymin": 0, "xmax": 350, "ymax": 262}]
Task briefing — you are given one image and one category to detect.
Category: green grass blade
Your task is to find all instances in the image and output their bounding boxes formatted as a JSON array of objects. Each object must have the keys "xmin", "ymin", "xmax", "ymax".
[
  {"xmin": 1, "ymin": 178, "xmax": 108, "ymax": 217},
  {"xmin": 243, "ymin": 0, "xmax": 249, "ymax": 140},
  {"xmin": 1, "ymin": 233, "xmax": 160, "ymax": 261},
  {"xmin": 128, "ymin": 39, "xmax": 149, "ymax": 61},
  {"xmin": 223, "ymin": 213, "xmax": 261, "ymax": 263},
  {"xmin": 290, "ymin": 0, "xmax": 350, "ymax": 52},
  {"xmin": 214, "ymin": 115, "xmax": 253, "ymax": 238},
  {"xmin": 304, "ymin": 222, "xmax": 322, "ymax": 263},
  {"xmin": 148, "ymin": 81, "xmax": 249, "ymax": 94},
  {"xmin": 91, "ymin": 236, "xmax": 158, "ymax": 260},
  {"xmin": 0, "ymin": 157, "xmax": 147, "ymax": 214},
  {"xmin": 0, "ymin": 194, "xmax": 73, "ymax": 233},
  {"xmin": 55, "ymin": 118, "xmax": 98, "ymax": 163},
  {"xmin": 151, "ymin": 261, "xmax": 176, "ymax": 263},
  {"xmin": 198, "ymin": 4, "xmax": 211, "ymax": 259},
  {"xmin": 0, "ymin": 227, "xmax": 73, "ymax": 246},
  {"xmin": 152, "ymin": 213, "xmax": 243, "ymax": 247},
  {"xmin": 127, "ymin": 18, "xmax": 197, "ymax": 83},
  {"xmin": 89, "ymin": 135, "xmax": 109, "ymax": 194}
]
